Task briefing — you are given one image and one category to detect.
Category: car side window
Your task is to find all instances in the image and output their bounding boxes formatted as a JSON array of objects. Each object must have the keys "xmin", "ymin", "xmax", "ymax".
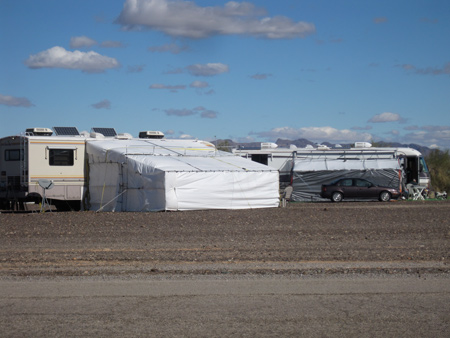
[
  {"xmin": 340, "ymin": 179, "xmax": 353, "ymax": 187},
  {"xmin": 355, "ymin": 179, "xmax": 371, "ymax": 187}
]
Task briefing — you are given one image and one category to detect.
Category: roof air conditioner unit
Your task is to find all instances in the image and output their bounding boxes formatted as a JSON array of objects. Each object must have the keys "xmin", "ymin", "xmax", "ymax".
[
  {"xmin": 261, "ymin": 142, "xmax": 278, "ymax": 149},
  {"xmin": 25, "ymin": 128, "xmax": 53, "ymax": 136},
  {"xmin": 139, "ymin": 131, "xmax": 164, "ymax": 139}
]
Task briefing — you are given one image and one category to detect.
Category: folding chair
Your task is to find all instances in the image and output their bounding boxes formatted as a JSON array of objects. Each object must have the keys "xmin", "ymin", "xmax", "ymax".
[
  {"xmin": 413, "ymin": 187, "xmax": 425, "ymax": 200},
  {"xmin": 406, "ymin": 184, "xmax": 419, "ymax": 200}
]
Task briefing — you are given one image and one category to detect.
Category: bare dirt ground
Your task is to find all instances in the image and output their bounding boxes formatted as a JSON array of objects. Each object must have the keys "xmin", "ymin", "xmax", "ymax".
[
  {"xmin": 1, "ymin": 201, "xmax": 449, "ymax": 337},
  {"xmin": 1, "ymin": 200, "xmax": 449, "ymax": 277}
]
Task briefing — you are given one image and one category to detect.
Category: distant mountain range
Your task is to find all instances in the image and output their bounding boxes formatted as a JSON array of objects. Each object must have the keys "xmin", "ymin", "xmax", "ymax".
[{"xmin": 213, "ymin": 138, "xmax": 434, "ymax": 156}]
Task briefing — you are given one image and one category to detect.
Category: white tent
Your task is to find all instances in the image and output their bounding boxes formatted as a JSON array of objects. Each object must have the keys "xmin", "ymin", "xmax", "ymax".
[{"xmin": 85, "ymin": 138, "xmax": 279, "ymax": 211}]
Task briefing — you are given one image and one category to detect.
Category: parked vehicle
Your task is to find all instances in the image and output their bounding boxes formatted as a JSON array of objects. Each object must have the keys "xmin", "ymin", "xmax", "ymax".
[{"xmin": 320, "ymin": 178, "xmax": 401, "ymax": 202}]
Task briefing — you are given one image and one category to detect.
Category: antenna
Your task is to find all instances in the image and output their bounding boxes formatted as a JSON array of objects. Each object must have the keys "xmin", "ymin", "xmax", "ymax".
[{"xmin": 38, "ymin": 179, "xmax": 54, "ymax": 212}]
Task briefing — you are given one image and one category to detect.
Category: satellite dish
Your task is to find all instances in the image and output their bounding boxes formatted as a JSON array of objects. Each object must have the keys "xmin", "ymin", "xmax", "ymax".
[
  {"xmin": 38, "ymin": 179, "xmax": 54, "ymax": 212},
  {"xmin": 38, "ymin": 179, "xmax": 54, "ymax": 190}
]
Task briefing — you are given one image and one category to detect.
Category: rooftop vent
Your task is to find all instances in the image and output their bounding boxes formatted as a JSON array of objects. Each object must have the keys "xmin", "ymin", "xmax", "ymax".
[
  {"xmin": 115, "ymin": 133, "xmax": 133, "ymax": 140},
  {"xmin": 139, "ymin": 131, "xmax": 164, "ymax": 139},
  {"xmin": 25, "ymin": 128, "xmax": 53, "ymax": 136}
]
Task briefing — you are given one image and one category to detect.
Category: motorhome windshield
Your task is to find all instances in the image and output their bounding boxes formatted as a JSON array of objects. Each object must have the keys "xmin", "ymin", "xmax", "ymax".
[{"xmin": 419, "ymin": 156, "xmax": 429, "ymax": 174}]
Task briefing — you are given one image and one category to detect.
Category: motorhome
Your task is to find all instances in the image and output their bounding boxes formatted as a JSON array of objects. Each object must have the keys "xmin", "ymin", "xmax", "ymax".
[
  {"xmin": 0, "ymin": 128, "xmax": 87, "ymax": 210},
  {"xmin": 233, "ymin": 142, "xmax": 431, "ymax": 188}
]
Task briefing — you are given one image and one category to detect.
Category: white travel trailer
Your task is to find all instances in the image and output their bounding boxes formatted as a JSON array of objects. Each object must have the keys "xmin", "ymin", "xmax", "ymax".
[
  {"xmin": 0, "ymin": 128, "xmax": 87, "ymax": 210},
  {"xmin": 234, "ymin": 142, "xmax": 431, "ymax": 189}
]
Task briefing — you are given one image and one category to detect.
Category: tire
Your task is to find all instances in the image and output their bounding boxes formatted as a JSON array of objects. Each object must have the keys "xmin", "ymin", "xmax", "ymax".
[
  {"xmin": 331, "ymin": 192, "xmax": 343, "ymax": 202},
  {"xmin": 379, "ymin": 191, "xmax": 391, "ymax": 202}
]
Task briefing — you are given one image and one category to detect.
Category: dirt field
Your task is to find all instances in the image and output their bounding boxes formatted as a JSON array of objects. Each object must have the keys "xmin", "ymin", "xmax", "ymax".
[{"xmin": 1, "ymin": 200, "xmax": 449, "ymax": 277}]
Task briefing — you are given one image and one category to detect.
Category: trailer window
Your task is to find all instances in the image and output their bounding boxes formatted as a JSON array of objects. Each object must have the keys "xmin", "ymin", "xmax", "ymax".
[
  {"xmin": 5, "ymin": 149, "xmax": 23, "ymax": 161},
  {"xmin": 49, "ymin": 149, "xmax": 74, "ymax": 166}
]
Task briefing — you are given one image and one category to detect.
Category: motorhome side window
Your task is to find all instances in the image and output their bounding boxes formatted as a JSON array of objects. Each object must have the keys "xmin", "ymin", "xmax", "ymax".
[
  {"xmin": 5, "ymin": 149, "xmax": 23, "ymax": 161},
  {"xmin": 49, "ymin": 149, "xmax": 74, "ymax": 166}
]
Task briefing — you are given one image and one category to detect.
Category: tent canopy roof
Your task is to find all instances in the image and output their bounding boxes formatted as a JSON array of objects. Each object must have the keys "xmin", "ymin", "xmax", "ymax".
[{"xmin": 87, "ymin": 138, "xmax": 277, "ymax": 172}]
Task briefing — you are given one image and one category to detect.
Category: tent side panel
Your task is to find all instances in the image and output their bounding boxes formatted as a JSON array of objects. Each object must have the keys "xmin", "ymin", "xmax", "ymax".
[
  {"xmin": 124, "ymin": 170, "xmax": 166, "ymax": 212},
  {"xmin": 165, "ymin": 171, "xmax": 279, "ymax": 211},
  {"xmin": 87, "ymin": 162, "xmax": 121, "ymax": 211}
]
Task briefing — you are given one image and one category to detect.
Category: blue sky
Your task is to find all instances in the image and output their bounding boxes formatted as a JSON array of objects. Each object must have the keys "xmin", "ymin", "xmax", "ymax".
[{"xmin": 1, "ymin": 0, "xmax": 449, "ymax": 149}]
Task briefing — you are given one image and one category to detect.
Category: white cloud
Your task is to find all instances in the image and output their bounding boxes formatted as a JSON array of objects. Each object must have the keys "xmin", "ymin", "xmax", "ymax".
[
  {"xmin": 403, "ymin": 126, "xmax": 450, "ymax": 149},
  {"xmin": 252, "ymin": 126, "xmax": 372, "ymax": 144},
  {"xmin": 150, "ymin": 84, "xmax": 186, "ymax": 92},
  {"xmin": 200, "ymin": 109, "xmax": 218, "ymax": 119},
  {"xmin": 397, "ymin": 62, "xmax": 450, "ymax": 76},
  {"xmin": 91, "ymin": 99, "xmax": 111, "ymax": 109},
  {"xmin": 179, "ymin": 134, "xmax": 194, "ymax": 139},
  {"xmin": 373, "ymin": 17, "xmax": 388, "ymax": 24},
  {"xmin": 351, "ymin": 125, "xmax": 373, "ymax": 130},
  {"xmin": 115, "ymin": 0, "xmax": 315, "ymax": 39},
  {"xmin": 164, "ymin": 67, "xmax": 184, "ymax": 74},
  {"xmin": 368, "ymin": 112, "xmax": 403, "ymax": 123},
  {"xmin": 421, "ymin": 125, "xmax": 450, "ymax": 132},
  {"xmin": 0, "ymin": 94, "xmax": 34, "ymax": 107},
  {"xmin": 148, "ymin": 43, "xmax": 189, "ymax": 54},
  {"xmin": 235, "ymin": 136, "xmax": 256, "ymax": 143},
  {"xmin": 387, "ymin": 129, "xmax": 400, "ymax": 136},
  {"xmin": 164, "ymin": 63, "xmax": 228, "ymax": 76},
  {"xmin": 127, "ymin": 64, "xmax": 145, "ymax": 73},
  {"xmin": 164, "ymin": 106, "xmax": 218, "ymax": 118},
  {"xmin": 25, "ymin": 47, "xmax": 120, "ymax": 73},
  {"xmin": 190, "ymin": 81, "xmax": 209, "ymax": 88},
  {"xmin": 70, "ymin": 36, "xmax": 97, "ymax": 48},
  {"xmin": 165, "ymin": 108, "xmax": 196, "ymax": 116},
  {"xmin": 250, "ymin": 73, "xmax": 272, "ymax": 80},
  {"xmin": 186, "ymin": 63, "xmax": 229, "ymax": 76},
  {"xmin": 101, "ymin": 40, "xmax": 126, "ymax": 48},
  {"xmin": 420, "ymin": 17, "xmax": 438, "ymax": 24}
]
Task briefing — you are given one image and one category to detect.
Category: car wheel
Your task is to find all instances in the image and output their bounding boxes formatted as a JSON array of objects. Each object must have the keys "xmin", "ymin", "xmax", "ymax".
[
  {"xmin": 331, "ymin": 192, "xmax": 343, "ymax": 202},
  {"xmin": 379, "ymin": 191, "xmax": 391, "ymax": 202}
]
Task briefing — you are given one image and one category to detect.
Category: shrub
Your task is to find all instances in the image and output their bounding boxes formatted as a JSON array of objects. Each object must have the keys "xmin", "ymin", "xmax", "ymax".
[{"xmin": 426, "ymin": 149, "xmax": 450, "ymax": 193}]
